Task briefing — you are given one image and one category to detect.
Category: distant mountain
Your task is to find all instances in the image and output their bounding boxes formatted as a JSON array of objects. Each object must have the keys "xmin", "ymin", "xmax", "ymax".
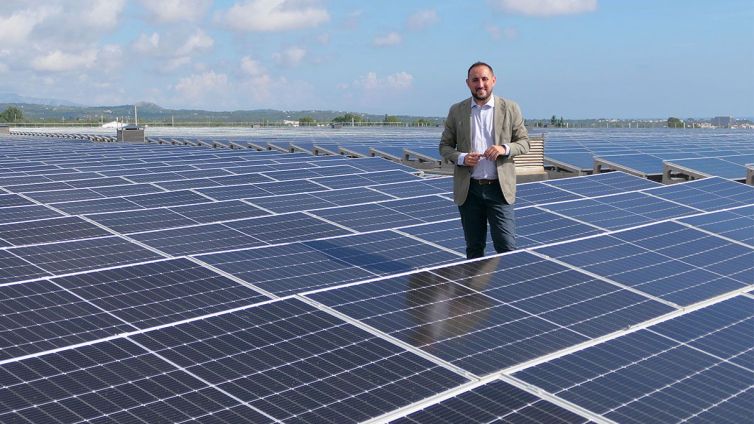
[
  {"xmin": 0, "ymin": 100, "xmax": 443, "ymax": 125},
  {"xmin": 0, "ymin": 92, "xmax": 82, "ymax": 107}
]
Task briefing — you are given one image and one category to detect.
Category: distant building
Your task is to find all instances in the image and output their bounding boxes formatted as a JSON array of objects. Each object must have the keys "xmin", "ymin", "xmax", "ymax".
[{"xmin": 711, "ymin": 116, "xmax": 733, "ymax": 128}]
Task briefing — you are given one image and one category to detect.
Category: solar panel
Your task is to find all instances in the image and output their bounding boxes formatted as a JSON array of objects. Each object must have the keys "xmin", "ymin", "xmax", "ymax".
[
  {"xmin": 678, "ymin": 205, "xmax": 754, "ymax": 247},
  {"xmin": 0, "ymin": 250, "xmax": 50, "ymax": 283},
  {"xmin": 536, "ymin": 221, "xmax": 753, "ymax": 306},
  {"xmin": 2, "ymin": 130, "xmax": 752, "ymax": 423},
  {"xmin": 514, "ymin": 296, "xmax": 754, "ymax": 424},
  {"xmin": 544, "ymin": 171, "xmax": 660, "ymax": 197},
  {"xmin": 0, "ymin": 337, "xmax": 275, "ymax": 423},
  {"xmin": 0, "ymin": 216, "xmax": 112, "ymax": 246},
  {"xmin": 128, "ymin": 298, "xmax": 470, "ymax": 422},
  {"xmin": 52, "ymin": 258, "xmax": 271, "ymax": 328},
  {"xmin": 8, "ymin": 236, "xmax": 164, "ymax": 275},
  {"xmin": 0, "ymin": 204, "xmax": 63, "ymax": 225},
  {"xmin": 540, "ymin": 191, "xmax": 699, "ymax": 230},
  {"xmin": 224, "ymin": 212, "xmax": 353, "ymax": 244},
  {"xmin": 0, "ymin": 278, "xmax": 134, "ymax": 360},
  {"xmin": 307, "ymin": 251, "xmax": 674, "ymax": 375},
  {"xmin": 129, "ymin": 223, "xmax": 265, "ymax": 256},
  {"xmin": 248, "ymin": 187, "xmax": 394, "ymax": 214},
  {"xmin": 393, "ymin": 379, "xmax": 590, "ymax": 423},
  {"xmin": 646, "ymin": 176, "xmax": 754, "ymax": 211}
]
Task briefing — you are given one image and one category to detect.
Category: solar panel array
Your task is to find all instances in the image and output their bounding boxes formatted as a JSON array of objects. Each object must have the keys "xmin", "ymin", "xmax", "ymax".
[{"xmin": 1, "ymin": 132, "xmax": 752, "ymax": 423}]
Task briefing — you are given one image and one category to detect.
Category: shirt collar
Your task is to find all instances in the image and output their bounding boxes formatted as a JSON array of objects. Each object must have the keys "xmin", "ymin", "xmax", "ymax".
[{"xmin": 471, "ymin": 95, "xmax": 495, "ymax": 109}]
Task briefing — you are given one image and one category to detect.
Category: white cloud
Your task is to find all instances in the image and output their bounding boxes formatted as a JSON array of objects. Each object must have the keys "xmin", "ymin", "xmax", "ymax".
[
  {"xmin": 241, "ymin": 56, "xmax": 266, "ymax": 76},
  {"xmin": 175, "ymin": 29, "xmax": 214, "ymax": 56},
  {"xmin": 407, "ymin": 9, "xmax": 438, "ymax": 31},
  {"xmin": 0, "ymin": 62, "xmax": 8, "ymax": 73},
  {"xmin": 141, "ymin": 0, "xmax": 212, "ymax": 22},
  {"xmin": 219, "ymin": 0, "xmax": 330, "ymax": 32},
  {"xmin": 133, "ymin": 32, "xmax": 161, "ymax": 54},
  {"xmin": 273, "ymin": 47, "xmax": 306, "ymax": 67},
  {"xmin": 174, "ymin": 70, "xmax": 230, "ymax": 103},
  {"xmin": 353, "ymin": 71, "xmax": 414, "ymax": 91},
  {"xmin": 0, "ymin": 6, "xmax": 59, "ymax": 45},
  {"xmin": 486, "ymin": 25, "xmax": 518, "ymax": 40},
  {"xmin": 81, "ymin": 0, "xmax": 125, "ymax": 28},
  {"xmin": 31, "ymin": 49, "xmax": 98, "ymax": 72},
  {"xmin": 492, "ymin": 0, "xmax": 598, "ymax": 16},
  {"xmin": 373, "ymin": 32, "xmax": 402, "ymax": 47}
]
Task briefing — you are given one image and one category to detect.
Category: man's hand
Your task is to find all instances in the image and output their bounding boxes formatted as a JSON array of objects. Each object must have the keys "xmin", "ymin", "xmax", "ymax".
[
  {"xmin": 483, "ymin": 145, "xmax": 508, "ymax": 160},
  {"xmin": 464, "ymin": 152, "xmax": 482, "ymax": 166}
]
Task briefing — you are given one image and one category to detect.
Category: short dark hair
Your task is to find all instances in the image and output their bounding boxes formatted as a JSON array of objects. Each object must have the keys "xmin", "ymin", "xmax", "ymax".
[{"xmin": 467, "ymin": 62, "xmax": 494, "ymax": 77}]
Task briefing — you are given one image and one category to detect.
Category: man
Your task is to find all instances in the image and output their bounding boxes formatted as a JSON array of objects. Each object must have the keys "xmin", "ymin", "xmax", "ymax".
[{"xmin": 439, "ymin": 61, "xmax": 529, "ymax": 259}]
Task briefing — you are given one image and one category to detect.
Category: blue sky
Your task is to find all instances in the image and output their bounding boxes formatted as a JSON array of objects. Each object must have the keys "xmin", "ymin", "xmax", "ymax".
[{"xmin": 1, "ymin": 0, "xmax": 752, "ymax": 119}]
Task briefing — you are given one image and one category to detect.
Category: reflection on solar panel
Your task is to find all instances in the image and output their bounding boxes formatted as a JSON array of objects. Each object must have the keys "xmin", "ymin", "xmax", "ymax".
[
  {"xmin": 306, "ymin": 251, "xmax": 674, "ymax": 375},
  {"xmin": 1, "ymin": 130, "xmax": 752, "ymax": 423}
]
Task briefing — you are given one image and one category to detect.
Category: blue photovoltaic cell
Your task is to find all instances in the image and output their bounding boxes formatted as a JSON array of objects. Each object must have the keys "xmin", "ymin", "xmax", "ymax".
[
  {"xmin": 0, "ymin": 250, "xmax": 50, "ymax": 283},
  {"xmin": 91, "ymin": 183, "xmax": 164, "ymax": 197},
  {"xmin": 309, "ymin": 202, "xmax": 425, "ymax": 232},
  {"xmin": 196, "ymin": 184, "xmax": 273, "ymax": 201},
  {"xmin": 197, "ymin": 242, "xmax": 378, "ymax": 295},
  {"xmin": 170, "ymin": 199, "xmax": 268, "ymax": 222},
  {"xmin": 515, "ymin": 207, "xmax": 603, "ymax": 247},
  {"xmin": 0, "ymin": 338, "xmax": 274, "ymax": 423},
  {"xmin": 263, "ymin": 164, "xmax": 360, "ymax": 180},
  {"xmin": 225, "ymin": 212, "xmax": 352, "ymax": 244},
  {"xmin": 0, "ymin": 279, "xmax": 134, "ymax": 360},
  {"xmin": 678, "ymin": 205, "xmax": 754, "ymax": 247},
  {"xmin": 666, "ymin": 157, "xmax": 750, "ymax": 180},
  {"xmin": 645, "ymin": 176, "xmax": 754, "ymax": 211},
  {"xmin": 249, "ymin": 187, "xmax": 394, "ymax": 213},
  {"xmin": 86, "ymin": 208, "xmax": 199, "ymax": 233},
  {"xmin": 151, "ymin": 176, "xmax": 220, "ymax": 191},
  {"xmin": 544, "ymin": 171, "xmax": 660, "ymax": 197},
  {"xmin": 541, "ymin": 191, "xmax": 698, "ymax": 230},
  {"xmin": 303, "ymin": 230, "xmax": 461, "ymax": 275},
  {"xmin": 52, "ymin": 258, "xmax": 270, "ymax": 328},
  {"xmin": 434, "ymin": 253, "xmax": 675, "ymax": 338},
  {"xmin": 24, "ymin": 188, "xmax": 103, "ymax": 204},
  {"xmin": 0, "ymin": 216, "xmax": 112, "ymax": 246},
  {"xmin": 0, "ymin": 194, "xmax": 34, "ymax": 207},
  {"xmin": 129, "ymin": 223, "xmax": 265, "ymax": 256},
  {"xmin": 514, "ymin": 306, "xmax": 754, "ymax": 424},
  {"xmin": 648, "ymin": 296, "xmax": 754, "ymax": 370},
  {"xmin": 369, "ymin": 179, "xmax": 451, "ymax": 198},
  {"xmin": 536, "ymin": 222, "xmax": 752, "ymax": 306},
  {"xmin": 52, "ymin": 197, "xmax": 143, "ymax": 215},
  {"xmin": 129, "ymin": 298, "xmax": 470, "ymax": 423},
  {"xmin": 515, "ymin": 182, "xmax": 585, "ymax": 207},
  {"xmin": 8, "ymin": 236, "xmax": 164, "ymax": 275},
  {"xmin": 0, "ymin": 204, "xmax": 62, "ymax": 225},
  {"xmin": 126, "ymin": 190, "xmax": 210, "ymax": 208},
  {"xmin": 394, "ymin": 379, "xmax": 589, "ymax": 424},
  {"xmin": 398, "ymin": 219, "xmax": 495, "ymax": 256},
  {"xmin": 313, "ymin": 170, "xmax": 419, "ymax": 189},
  {"xmin": 307, "ymin": 254, "xmax": 595, "ymax": 376}
]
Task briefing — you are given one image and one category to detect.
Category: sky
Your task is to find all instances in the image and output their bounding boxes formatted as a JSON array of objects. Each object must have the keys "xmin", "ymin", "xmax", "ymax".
[{"xmin": 1, "ymin": 0, "xmax": 752, "ymax": 119}]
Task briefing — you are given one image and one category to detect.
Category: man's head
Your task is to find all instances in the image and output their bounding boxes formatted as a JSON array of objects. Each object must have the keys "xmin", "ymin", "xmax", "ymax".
[{"xmin": 466, "ymin": 62, "xmax": 496, "ymax": 105}]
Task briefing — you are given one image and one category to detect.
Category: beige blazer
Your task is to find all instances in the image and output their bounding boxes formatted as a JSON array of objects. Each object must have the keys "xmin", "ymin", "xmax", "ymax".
[{"xmin": 439, "ymin": 95, "xmax": 530, "ymax": 205}]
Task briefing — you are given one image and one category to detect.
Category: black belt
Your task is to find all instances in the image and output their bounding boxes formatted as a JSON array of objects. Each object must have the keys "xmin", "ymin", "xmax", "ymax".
[{"xmin": 471, "ymin": 178, "xmax": 497, "ymax": 185}]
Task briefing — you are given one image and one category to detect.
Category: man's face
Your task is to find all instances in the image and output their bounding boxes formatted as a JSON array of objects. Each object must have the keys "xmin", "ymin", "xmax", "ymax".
[{"xmin": 466, "ymin": 65, "xmax": 496, "ymax": 103}]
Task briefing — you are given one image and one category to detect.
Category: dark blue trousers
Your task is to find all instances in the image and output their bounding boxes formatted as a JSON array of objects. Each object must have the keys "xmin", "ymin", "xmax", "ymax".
[{"xmin": 458, "ymin": 181, "xmax": 516, "ymax": 259}]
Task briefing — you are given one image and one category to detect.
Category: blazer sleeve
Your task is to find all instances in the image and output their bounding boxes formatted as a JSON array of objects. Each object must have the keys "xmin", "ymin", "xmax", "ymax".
[
  {"xmin": 439, "ymin": 103, "xmax": 462, "ymax": 164},
  {"xmin": 506, "ymin": 101, "xmax": 530, "ymax": 157}
]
